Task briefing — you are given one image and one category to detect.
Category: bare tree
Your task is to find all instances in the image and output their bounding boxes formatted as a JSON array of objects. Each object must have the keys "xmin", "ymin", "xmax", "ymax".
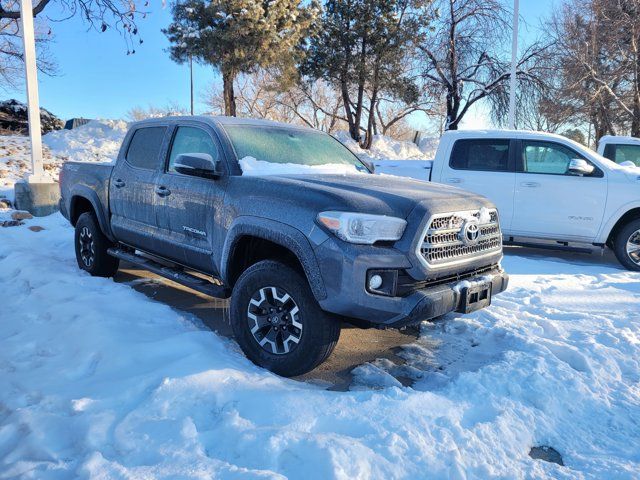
[
  {"xmin": 127, "ymin": 102, "xmax": 188, "ymax": 121},
  {"xmin": 0, "ymin": 11, "xmax": 56, "ymax": 88},
  {"xmin": 202, "ymin": 70, "xmax": 347, "ymax": 133},
  {"xmin": 420, "ymin": 0, "xmax": 549, "ymax": 130}
]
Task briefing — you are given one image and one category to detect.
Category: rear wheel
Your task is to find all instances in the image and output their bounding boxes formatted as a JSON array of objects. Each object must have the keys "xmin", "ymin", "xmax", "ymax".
[
  {"xmin": 230, "ymin": 260, "xmax": 340, "ymax": 377},
  {"xmin": 613, "ymin": 218, "xmax": 640, "ymax": 271},
  {"xmin": 74, "ymin": 212, "xmax": 120, "ymax": 277}
]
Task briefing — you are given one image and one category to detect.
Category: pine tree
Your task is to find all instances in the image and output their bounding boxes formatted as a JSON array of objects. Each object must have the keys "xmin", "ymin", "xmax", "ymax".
[
  {"xmin": 164, "ymin": 0, "xmax": 317, "ymax": 116},
  {"xmin": 305, "ymin": 0, "xmax": 426, "ymax": 147}
]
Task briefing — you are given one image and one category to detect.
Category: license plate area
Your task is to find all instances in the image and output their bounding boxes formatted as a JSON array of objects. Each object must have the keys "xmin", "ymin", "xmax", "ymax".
[{"xmin": 458, "ymin": 282, "xmax": 492, "ymax": 313}]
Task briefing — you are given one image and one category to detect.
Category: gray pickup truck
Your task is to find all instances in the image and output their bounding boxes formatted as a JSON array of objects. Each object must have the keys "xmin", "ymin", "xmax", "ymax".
[{"xmin": 59, "ymin": 116, "xmax": 508, "ymax": 376}]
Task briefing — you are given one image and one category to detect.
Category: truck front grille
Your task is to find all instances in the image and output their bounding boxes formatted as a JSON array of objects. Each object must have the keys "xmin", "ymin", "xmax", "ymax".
[{"xmin": 418, "ymin": 209, "xmax": 502, "ymax": 268}]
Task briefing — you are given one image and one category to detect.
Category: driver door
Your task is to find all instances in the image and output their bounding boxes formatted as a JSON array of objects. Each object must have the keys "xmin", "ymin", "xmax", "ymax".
[
  {"xmin": 511, "ymin": 139, "xmax": 607, "ymax": 242},
  {"xmin": 154, "ymin": 124, "xmax": 227, "ymax": 274}
]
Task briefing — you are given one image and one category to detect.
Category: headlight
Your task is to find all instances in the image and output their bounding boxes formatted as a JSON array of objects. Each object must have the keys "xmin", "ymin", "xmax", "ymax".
[{"xmin": 317, "ymin": 211, "xmax": 407, "ymax": 244}]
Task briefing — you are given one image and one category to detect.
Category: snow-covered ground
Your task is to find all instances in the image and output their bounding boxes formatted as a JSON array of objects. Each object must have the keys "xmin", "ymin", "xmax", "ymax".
[{"xmin": 1, "ymin": 213, "xmax": 639, "ymax": 479}]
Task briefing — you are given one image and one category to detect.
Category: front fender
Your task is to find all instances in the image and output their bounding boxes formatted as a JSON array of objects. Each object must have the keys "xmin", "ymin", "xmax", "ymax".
[
  {"xmin": 595, "ymin": 200, "xmax": 640, "ymax": 243},
  {"xmin": 69, "ymin": 185, "xmax": 114, "ymax": 241},
  {"xmin": 220, "ymin": 216, "xmax": 327, "ymax": 301}
]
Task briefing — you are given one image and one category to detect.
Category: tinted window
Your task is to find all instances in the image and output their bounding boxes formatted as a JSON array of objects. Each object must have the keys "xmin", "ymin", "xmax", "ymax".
[
  {"xmin": 168, "ymin": 126, "xmax": 220, "ymax": 172},
  {"xmin": 450, "ymin": 139, "xmax": 510, "ymax": 171},
  {"xmin": 603, "ymin": 143, "xmax": 640, "ymax": 167},
  {"xmin": 522, "ymin": 141, "xmax": 585, "ymax": 175},
  {"xmin": 126, "ymin": 127, "xmax": 167, "ymax": 170}
]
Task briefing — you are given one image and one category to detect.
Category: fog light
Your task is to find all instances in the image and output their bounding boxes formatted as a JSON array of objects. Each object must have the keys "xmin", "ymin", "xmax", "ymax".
[
  {"xmin": 366, "ymin": 270, "xmax": 399, "ymax": 296},
  {"xmin": 369, "ymin": 274, "xmax": 383, "ymax": 290}
]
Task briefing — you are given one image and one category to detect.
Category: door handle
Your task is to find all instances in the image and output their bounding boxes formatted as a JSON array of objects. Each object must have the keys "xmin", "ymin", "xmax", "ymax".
[
  {"xmin": 155, "ymin": 186, "xmax": 171, "ymax": 197},
  {"xmin": 445, "ymin": 177, "xmax": 463, "ymax": 184},
  {"xmin": 113, "ymin": 179, "xmax": 125, "ymax": 188},
  {"xmin": 520, "ymin": 181, "xmax": 540, "ymax": 188}
]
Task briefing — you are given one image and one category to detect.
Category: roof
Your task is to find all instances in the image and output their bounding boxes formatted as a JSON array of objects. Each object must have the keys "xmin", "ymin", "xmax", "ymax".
[
  {"xmin": 441, "ymin": 129, "xmax": 570, "ymax": 142},
  {"xmin": 130, "ymin": 115, "xmax": 314, "ymax": 131},
  {"xmin": 599, "ymin": 135, "xmax": 640, "ymax": 146}
]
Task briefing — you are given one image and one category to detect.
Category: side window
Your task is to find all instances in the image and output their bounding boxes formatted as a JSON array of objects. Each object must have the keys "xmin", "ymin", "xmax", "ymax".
[
  {"xmin": 522, "ymin": 141, "xmax": 586, "ymax": 175},
  {"xmin": 450, "ymin": 139, "xmax": 510, "ymax": 172},
  {"xmin": 606, "ymin": 144, "xmax": 640, "ymax": 167},
  {"xmin": 168, "ymin": 126, "xmax": 220, "ymax": 173},
  {"xmin": 126, "ymin": 127, "xmax": 167, "ymax": 170}
]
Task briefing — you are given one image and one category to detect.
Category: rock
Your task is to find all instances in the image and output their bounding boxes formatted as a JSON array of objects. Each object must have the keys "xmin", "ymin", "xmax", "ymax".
[
  {"xmin": 11, "ymin": 211, "xmax": 33, "ymax": 221},
  {"xmin": 0, "ymin": 198, "xmax": 12, "ymax": 209},
  {"xmin": 1, "ymin": 220, "xmax": 24, "ymax": 227},
  {"xmin": 28, "ymin": 225, "xmax": 44, "ymax": 232},
  {"xmin": 0, "ymin": 99, "xmax": 64, "ymax": 134},
  {"xmin": 529, "ymin": 446, "xmax": 564, "ymax": 466}
]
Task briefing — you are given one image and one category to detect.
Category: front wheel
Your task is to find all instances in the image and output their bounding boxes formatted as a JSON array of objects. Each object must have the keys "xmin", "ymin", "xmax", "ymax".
[
  {"xmin": 230, "ymin": 260, "xmax": 340, "ymax": 377},
  {"xmin": 613, "ymin": 218, "xmax": 640, "ymax": 271}
]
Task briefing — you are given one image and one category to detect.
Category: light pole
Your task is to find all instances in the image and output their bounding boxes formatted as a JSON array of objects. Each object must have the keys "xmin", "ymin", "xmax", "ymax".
[
  {"xmin": 19, "ymin": 0, "xmax": 45, "ymax": 182},
  {"xmin": 189, "ymin": 54, "xmax": 194, "ymax": 115},
  {"xmin": 15, "ymin": 0, "xmax": 60, "ymax": 216},
  {"xmin": 508, "ymin": 0, "xmax": 519, "ymax": 130}
]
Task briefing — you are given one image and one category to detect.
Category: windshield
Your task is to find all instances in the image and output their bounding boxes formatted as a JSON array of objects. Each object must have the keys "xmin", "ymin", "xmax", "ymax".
[{"xmin": 223, "ymin": 125, "xmax": 369, "ymax": 173}]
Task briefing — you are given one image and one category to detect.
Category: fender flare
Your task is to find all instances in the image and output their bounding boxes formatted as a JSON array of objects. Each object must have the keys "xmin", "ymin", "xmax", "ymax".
[
  {"xmin": 596, "ymin": 200, "xmax": 640, "ymax": 244},
  {"xmin": 69, "ymin": 185, "xmax": 114, "ymax": 240},
  {"xmin": 220, "ymin": 216, "xmax": 327, "ymax": 301}
]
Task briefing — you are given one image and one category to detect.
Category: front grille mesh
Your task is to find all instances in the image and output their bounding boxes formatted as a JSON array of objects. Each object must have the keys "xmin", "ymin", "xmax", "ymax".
[{"xmin": 420, "ymin": 209, "xmax": 502, "ymax": 266}]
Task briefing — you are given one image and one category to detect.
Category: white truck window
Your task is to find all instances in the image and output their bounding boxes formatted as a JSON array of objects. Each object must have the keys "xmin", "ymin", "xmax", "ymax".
[
  {"xmin": 603, "ymin": 143, "xmax": 640, "ymax": 167},
  {"xmin": 449, "ymin": 139, "xmax": 510, "ymax": 171},
  {"xmin": 523, "ymin": 141, "xmax": 588, "ymax": 175}
]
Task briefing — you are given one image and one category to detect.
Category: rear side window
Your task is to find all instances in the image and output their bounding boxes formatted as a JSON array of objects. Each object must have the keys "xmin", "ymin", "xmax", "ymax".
[
  {"xmin": 603, "ymin": 143, "xmax": 640, "ymax": 167},
  {"xmin": 450, "ymin": 139, "xmax": 510, "ymax": 171},
  {"xmin": 126, "ymin": 127, "xmax": 167, "ymax": 170}
]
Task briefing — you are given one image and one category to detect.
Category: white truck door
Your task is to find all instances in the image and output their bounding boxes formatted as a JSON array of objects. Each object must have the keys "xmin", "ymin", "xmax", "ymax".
[
  {"xmin": 511, "ymin": 139, "xmax": 608, "ymax": 241},
  {"xmin": 436, "ymin": 137, "xmax": 516, "ymax": 231}
]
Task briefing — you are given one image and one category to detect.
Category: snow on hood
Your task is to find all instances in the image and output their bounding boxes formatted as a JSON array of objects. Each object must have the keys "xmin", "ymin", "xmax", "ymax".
[{"xmin": 238, "ymin": 156, "xmax": 366, "ymax": 176}]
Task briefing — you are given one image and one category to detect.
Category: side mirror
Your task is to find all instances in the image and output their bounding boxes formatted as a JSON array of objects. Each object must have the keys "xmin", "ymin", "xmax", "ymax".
[
  {"xmin": 361, "ymin": 159, "xmax": 375, "ymax": 173},
  {"xmin": 568, "ymin": 158, "xmax": 595, "ymax": 176},
  {"xmin": 174, "ymin": 153, "xmax": 221, "ymax": 179}
]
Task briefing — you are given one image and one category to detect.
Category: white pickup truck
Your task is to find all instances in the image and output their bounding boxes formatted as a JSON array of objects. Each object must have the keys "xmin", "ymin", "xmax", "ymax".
[{"xmin": 374, "ymin": 130, "xmax": 640, "ymax": 271}]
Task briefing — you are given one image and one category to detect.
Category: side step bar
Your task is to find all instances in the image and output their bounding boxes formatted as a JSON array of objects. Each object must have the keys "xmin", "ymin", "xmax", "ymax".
[
  {"xmin": 503, "ymin": 240, "xmax": 594, "ymax": 254},
  {"xmin": 108, "ymin": 248, "xmax": 231, "ymax": 299}
]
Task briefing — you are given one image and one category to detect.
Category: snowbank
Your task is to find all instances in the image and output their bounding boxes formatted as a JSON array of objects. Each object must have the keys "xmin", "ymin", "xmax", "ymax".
[
  {"xmin": 0, "ymin": 120, "xmax": 128, "ymax": 203},
  {"xmin": 333, "ymin": 131, "xmax": 439, "ymax": 180},
  {"xmin": 239, "ymin": 156, "xmax": 365, "ymax": 176},
  {"xmin": 42, "ymin": 119, "xmax": 128, "ymax": 164},
  {"xmin": 334, "ymin": 131, "xmax": 439, "ymax": 162},
  {"xmin": 1, "ymin": 215, "xmax": 639, "ymax": 478}
]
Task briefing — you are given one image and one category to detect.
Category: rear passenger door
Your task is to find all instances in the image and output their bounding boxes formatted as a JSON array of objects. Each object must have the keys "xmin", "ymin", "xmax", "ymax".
[
  {"xmin": 109, "ymin": 125, "xmax": 169, "ymax": 251},
  {"xmin": 439, "ymin": 138, "xmax": 516, "ymax": 231},
  {"xmin": 154, "ymin": 124, "xmax": 227, "ymax": 274}
]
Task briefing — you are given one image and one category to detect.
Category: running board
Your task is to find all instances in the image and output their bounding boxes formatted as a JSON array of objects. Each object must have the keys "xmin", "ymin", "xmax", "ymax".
[
  {"xmin": 503, "ymin": 240, "xmax": 593, "ymax": 254},
  {"xmin": 108, "ymin": 248, "xmax": 231, "ymax": 299}
]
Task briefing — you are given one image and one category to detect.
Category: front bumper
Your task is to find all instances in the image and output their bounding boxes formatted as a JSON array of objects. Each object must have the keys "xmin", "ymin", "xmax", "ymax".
[{"xmin": 314, "ymin": 239, "xmax": 508, "ymax": 328}]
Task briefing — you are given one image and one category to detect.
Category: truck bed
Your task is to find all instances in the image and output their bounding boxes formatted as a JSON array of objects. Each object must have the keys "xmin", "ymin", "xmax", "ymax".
[{"xmin": 59, "ymin": 161, "xmax": 114, "ymax": 223}]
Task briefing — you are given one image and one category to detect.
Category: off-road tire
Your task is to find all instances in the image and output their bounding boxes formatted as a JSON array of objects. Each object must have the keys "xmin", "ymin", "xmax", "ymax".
[
  {"xmin": 613, "ymin": 218, "xmax": 640, "ymax": 272},
  {"xmin": 230, "ymin": 260, "xmax": 340, "ymax": 377},
  {"xmin": 74, "ymin": 212, "xmax": 120, "ymax": 277}
]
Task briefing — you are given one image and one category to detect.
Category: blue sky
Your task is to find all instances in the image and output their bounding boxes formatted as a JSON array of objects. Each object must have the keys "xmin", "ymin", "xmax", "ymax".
[{"xmin": 9, "ymin": 0, "xmax": 556, "ymax": 126}]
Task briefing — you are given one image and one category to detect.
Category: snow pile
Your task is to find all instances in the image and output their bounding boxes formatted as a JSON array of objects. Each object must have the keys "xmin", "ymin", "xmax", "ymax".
[
  {"xmin": 0, "ymin": 135, "xmax": 63, "ymax": 202},
  {"xmin": 1, "ymin": 215, "xmax": 639, "ymax": 478},
  {"xmin": 333, "ymin": 131, "xmax": 439, "ymax": 180},
  {"xmin": 334, "ymin": 130, "xmax": 439, "ymax": 161},
  {"xmin": 239, "ymin": 156, "xmax": 365, "ymax": 176},
  {"xmin": 0, "ymin": 120, "xmax": 127, "ymax": 203},
  {"xmin": 42, "ymin": 119, "xmax": 128, "ymax": 164}
]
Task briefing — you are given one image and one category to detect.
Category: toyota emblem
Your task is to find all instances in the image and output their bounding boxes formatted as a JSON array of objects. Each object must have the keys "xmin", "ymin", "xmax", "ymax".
[{"xmin": 462, "ymin": 221, "xmax": 480, "ymax": 245}]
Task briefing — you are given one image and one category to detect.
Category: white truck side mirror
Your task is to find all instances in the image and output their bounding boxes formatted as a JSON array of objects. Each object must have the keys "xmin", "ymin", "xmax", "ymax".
[{"xmin": 568, "ymin": 159, "xmax": 595, "ymax": 176}]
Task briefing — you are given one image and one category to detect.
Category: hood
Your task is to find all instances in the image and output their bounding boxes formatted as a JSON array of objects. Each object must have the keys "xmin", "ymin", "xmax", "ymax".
[{"xmin": 236, "ymin": 173, "xmax": 495, "ymax": 219}]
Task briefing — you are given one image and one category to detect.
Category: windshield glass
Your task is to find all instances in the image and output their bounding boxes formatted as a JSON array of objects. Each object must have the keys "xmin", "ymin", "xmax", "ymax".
[{"xmin": 223, "ymin": 125, "xmax": 369, "ymax": 173}]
